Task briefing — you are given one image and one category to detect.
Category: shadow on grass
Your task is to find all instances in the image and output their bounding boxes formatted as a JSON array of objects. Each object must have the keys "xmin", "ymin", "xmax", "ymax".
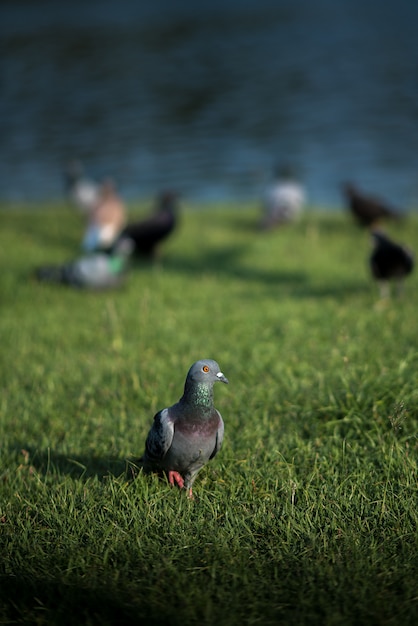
[
  {"xmin": 155, "ymin": 243, "xmax": 309, "ymax": 288},
  {"xmin": 0, "ymin": 574, "xmax": 180, "ymax": 626},
  {"xmin": 157, "ymin": 246, "xmax": 369, "ymax": 299},
  {"xmin": 11, "ymin": 445, "xmax": 130, "ymax": 481},
  {"xmin": 292, "ymin": 280, "xmax": 370, "ymax": 299}
]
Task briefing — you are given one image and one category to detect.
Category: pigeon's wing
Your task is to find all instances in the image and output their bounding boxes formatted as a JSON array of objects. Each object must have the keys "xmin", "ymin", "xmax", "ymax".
[
  {"xmin": 209, "ymin": 411, "xmax": 224, "ymax": 460},
  {"xmin": 122, "ymin": 212, "xmax": 174, "ymax": 243},
  {"xmin": 145, "ymin": 408, "xmax": 175, "ymax": 461},
  {"xmin": 403, "ymin": 247, "xmax": 414, "ymax": 272}
]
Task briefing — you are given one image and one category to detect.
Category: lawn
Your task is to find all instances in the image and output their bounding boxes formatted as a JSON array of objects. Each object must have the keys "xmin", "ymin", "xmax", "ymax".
[{"xmin": 0, "ymin": 201, "xmax": 417, "ymax": 625}]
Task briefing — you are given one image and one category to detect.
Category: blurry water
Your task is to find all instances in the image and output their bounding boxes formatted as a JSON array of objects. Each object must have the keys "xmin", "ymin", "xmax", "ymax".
[{"xmin": 1, "ymin": 0, "xmax": 418, "ymax": 207}]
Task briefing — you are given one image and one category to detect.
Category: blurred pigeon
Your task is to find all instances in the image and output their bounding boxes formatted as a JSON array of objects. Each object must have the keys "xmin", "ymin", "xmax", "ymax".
[
  {"xmin": 82, "ymin": 179, "xmax": 127, "ymax": 253},
  {"xmin": 64, "ymin": 160, "xmax": 100, "ymax": 213},
  {"xmin": 139, "ymin": 359, "xmax": 228, "ymax": 498},
  {"xmin": 35, "ymin": 238, "xmax": 134, "ymax": 289},
  {"xmin": 343, "ymin": 182, "xmax": 402, "ymax": 227},
  {"xmin": 370, "ymin": 230, "xmax": 414, "ymax": 298},
  {"xmin": 115, "ymin": 190, "xmax": 179, "ymax": 259},
  {"xmin": 261, "ymin": 165, "xmax": 305, "ymax": 229}
]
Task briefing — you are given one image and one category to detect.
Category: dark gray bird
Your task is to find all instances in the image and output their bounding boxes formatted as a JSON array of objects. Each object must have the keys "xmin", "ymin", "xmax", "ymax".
[
  {"xmin": 116, "ymin": 190, "xmax": 179, "ymax": 259},
  {"xmin": 343, "ymin": 183, "xmax": 402, "ymax": 227},
  {"xmin": 370, "ymin": 230, "xmax": 414, "ymax": 298},
  {"xmin": 139, "ymin": 359, "xmax": 228, "ymax": 498}
]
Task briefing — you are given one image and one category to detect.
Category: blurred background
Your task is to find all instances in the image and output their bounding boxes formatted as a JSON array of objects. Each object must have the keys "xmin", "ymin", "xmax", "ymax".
[{"xmin": 1, "ymin": 0, "xmax": 417, "ymax": 208}]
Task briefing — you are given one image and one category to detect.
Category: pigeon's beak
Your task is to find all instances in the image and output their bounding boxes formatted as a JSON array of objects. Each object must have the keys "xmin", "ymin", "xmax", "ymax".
[{"xmin": 216, "ymin": 371, "xmax": 229, "ymax": 384}]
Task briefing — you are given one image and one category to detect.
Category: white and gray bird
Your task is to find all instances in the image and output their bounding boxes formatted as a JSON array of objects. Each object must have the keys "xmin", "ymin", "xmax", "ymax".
[
  {"xmin": 139, "ymin": 359, "xmax": 228, "ymax": 498},
  {"xmin": 35, "ymin": 237, "xmax": 134, "ymax": 289},
  {"xmin": 64, "ymin": 160, "xmax": 100, "ymax": 213}
]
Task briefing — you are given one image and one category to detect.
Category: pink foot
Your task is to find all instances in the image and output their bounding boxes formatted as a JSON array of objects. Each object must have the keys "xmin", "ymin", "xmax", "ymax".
[
  {"xmin": 187, "ymin": 488, "xmax": 194, "ymax": 500},
  {"xmin": 168, "ymin": 470, "xmax": 185, "ymax": 489}
]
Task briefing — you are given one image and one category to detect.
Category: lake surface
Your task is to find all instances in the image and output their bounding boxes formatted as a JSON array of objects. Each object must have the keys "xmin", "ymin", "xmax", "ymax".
[{"xmin": 1, "ymin": 0, "xmax": 418, "ymax": 208}]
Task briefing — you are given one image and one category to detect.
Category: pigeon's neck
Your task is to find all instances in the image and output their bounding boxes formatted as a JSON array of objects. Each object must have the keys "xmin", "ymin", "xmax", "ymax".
[{"xmin": 182, "ymin": 381, "xmax": 214, "ymax": 410}]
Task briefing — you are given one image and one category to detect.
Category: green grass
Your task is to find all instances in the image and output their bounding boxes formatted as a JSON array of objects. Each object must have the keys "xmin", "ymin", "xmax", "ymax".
[{"xmin": 0, "ymin": 202, "xmax": 417, "ymax": 625}]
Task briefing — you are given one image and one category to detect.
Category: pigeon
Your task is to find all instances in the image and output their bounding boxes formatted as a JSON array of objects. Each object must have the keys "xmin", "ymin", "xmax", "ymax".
[
  {"xmin": 115, "ymin": 190, "xmax": 179, "ymax": 259},
  {"xmin": 370, "ymin": 230, "xmax": 414, "ymax": 298},
  {"xmin": 82, "ymin": 179, "xmax": 127, "ymax": 253},
  {"xmin": 139, "ymin": 359, "xmax": 228, "ymax": 498},
  {"xmin": 261, "ymin": 165, "xmax": 305, "ymax": 229},
  {"xmin": 35, "ymin": 238, "xmax": 134, "ymax": 289},
  {"xmin": 343, "ymin": 182, "xmax": 402, "ymax": 227},
  {"xmin": 64, "ymin": 160, "xmax": 100, "ymax": 214}
]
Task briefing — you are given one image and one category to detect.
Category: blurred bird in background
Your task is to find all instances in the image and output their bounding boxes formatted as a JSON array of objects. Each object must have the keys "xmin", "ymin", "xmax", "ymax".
[
  {"xmin": 370, "ymin": 229, "xmax": 414, "ymax": 298},
  {"xmin": 81, "ymin": 179, "xmax": 127, "ymax": 253},
  {"xmin": 114, "ymin": 190, "xmax": 179, "ymax": 260},
  {"xmin": 260, "ymin": 165, "xmax": 306, "ymax": 230},
  {"xmin": 343, "ymin": 182, "xmax": 403, "ymax": 228},
  {"xmin": 64, "ymin": 160, "xmax": 100, "ymax": 214},
  {"xmin": 35, "ymin": 237, "xmax": 134, "ymax": 290}
]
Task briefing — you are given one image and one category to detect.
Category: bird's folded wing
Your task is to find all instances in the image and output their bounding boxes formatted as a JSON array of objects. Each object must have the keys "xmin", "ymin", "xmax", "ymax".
[
  {"xmin": 209, "ymin": 411, "xmax": 224, "ymax": 460},
  {"xmin": 145, "ymin": 408, "xmax": 174, "ymax": 460}
]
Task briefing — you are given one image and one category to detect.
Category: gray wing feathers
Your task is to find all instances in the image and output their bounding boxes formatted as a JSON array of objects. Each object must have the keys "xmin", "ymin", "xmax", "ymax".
[
  {"xmin": 145, "ymin": 408, "xmax": 174, "ymax": 461},
  {"xmin": 209, "ymin": 411, "xmax": 224, "ymax": 460}
]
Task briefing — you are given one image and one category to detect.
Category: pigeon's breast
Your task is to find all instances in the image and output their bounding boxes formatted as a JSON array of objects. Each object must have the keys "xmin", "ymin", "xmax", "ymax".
[
  {"xmin": 177, "ymin": 414, "xmax": 219, "ymax": 436},
  {"xmin": 163, "ymin": 414, "xmax": 220, "ymax": 473}
]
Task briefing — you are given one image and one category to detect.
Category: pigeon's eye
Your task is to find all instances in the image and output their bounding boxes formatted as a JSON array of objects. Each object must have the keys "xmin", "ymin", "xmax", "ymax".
[{"xmin": 202, "ymin": 365, "xmax": 210, "ymax": 373}]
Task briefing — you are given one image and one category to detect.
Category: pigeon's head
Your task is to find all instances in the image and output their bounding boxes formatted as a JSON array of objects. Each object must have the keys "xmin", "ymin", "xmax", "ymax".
[
  {"xmin": 65, "ymin": 159, "xmax": 84, "ymax": 184},
  {"xmin": 156, "ymin": 190, "xmax": 179, "ymax": 212},
  {"xmin": 342, "ymin": 181, "xmax": 357, "ymax": 198},
  {"xmin": 187, "ymin": 359, "xmax": 229, "ymax": 385},
  {"xmin": 371, "ymin": 229, "xmax": 390, "ymax": 248}
]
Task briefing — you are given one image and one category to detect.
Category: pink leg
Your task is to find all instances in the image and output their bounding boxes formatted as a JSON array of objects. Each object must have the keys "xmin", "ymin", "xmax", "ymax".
[
  {"xmin": 168, "ymin": 470, "xmax": 185, "ymax": 489},
  {"xmin": 187, "ymin": 487, "xmax": 194, "ymax": 499}
]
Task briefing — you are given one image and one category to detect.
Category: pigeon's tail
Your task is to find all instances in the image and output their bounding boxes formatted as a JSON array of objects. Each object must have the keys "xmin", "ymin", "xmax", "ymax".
[
  {"xmin": 135, "ymin": 454, "xmax": 148, "ymax": 468},
  {"xmin": 129, "ymin": 454, "xmax": 157, "ymax": 475},
  {"xmin": 125, "ymin": 457, "xmax": 145, "ymax": 481}
]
